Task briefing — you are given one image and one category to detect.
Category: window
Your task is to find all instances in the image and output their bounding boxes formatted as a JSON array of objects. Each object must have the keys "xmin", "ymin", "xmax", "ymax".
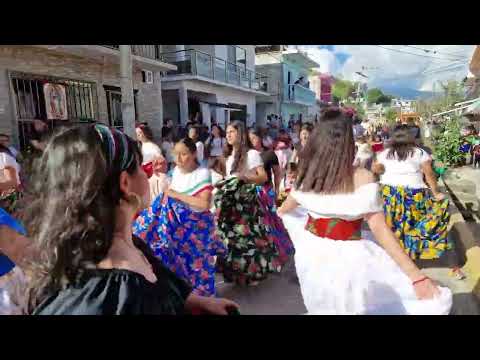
[
  {"xmin": 104, "ymin": 86, "xmax": 138, "ymax": 130},
  {"xmin": 10, "ymin": 71, "xmax": 98, "ymax": 151}
]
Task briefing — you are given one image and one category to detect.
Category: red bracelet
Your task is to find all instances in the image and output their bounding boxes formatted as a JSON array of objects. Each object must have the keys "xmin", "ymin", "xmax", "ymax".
[{"xmin": 412, "ymin": 276, "xmax": 430, "ymax": 286}]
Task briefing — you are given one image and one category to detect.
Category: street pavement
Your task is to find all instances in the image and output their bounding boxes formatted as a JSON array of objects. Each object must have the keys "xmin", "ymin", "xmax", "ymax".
[{"xmin": 216, "ymin": 259, "xmax": 306, "ymax": 315}]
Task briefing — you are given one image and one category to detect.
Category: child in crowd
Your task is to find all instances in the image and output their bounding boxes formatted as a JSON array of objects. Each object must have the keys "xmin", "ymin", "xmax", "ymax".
[
  {"xmin": 161, "ymin": 132, "xmax": 175, "ymax": 171},
  {"xmin": 354, "ymin": 135, "xmax": 373, "ymax": 169},
  {"xmin": 148, "ymin": 156, "xmax": 169, "ymax": 201},
  {"xmin": 278, "ymin": 162, "xmax": 297, "ymax": 207},
  {"xmin": 473, "ymin": 141, "xmax": 480, "ymax": 169},
  {"xmin": 370, "ymin": 134, "xmax": 384, "ymax": 153}
]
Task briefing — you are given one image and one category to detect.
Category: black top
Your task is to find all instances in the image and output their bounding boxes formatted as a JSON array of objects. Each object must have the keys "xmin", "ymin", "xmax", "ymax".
[
  {"xmin": 33, "ymin": 238, "xmax": 192, "ymax": 315},
  {"xmin": 260, "ymin": 150, "xmax": 279, "ymax": 185},
  {"xmin": 161, "ymin": 126, "xmax": 172, "ymax": 139}
]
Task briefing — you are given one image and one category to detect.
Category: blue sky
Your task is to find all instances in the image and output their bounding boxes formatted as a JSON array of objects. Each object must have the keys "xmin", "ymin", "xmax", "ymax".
[{"xmin": 298, "ymin": 45, "xmax": 476, "ymax": 93}]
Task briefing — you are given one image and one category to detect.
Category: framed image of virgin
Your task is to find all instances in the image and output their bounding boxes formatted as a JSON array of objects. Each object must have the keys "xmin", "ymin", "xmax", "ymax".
[{"xmin": 43, "ymin": 83, "xmax": 68, "ymax": 120}]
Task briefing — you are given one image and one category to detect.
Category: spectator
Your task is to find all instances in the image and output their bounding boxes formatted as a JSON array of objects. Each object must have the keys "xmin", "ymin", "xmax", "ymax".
[{"xmin": 188, "ymin": 126, "xmax": 205, "ymax": 165}]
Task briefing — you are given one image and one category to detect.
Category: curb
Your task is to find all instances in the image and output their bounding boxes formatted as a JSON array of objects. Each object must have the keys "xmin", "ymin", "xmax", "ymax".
[{"xmin": 440, "ymin": 177, "xmax": 480, "ymax": 302}]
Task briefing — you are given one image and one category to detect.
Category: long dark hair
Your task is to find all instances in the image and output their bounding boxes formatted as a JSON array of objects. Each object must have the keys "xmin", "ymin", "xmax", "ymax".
[
  {"xmin": 248, "ymin": 127, "xmax": 266, "ymax": 151},
  {"xmin": 20, "ymin": 124, "xmax": 142, "ymax": 312},
  {"xmin": 224, "ymin": 121, "xmax": 252, "ymax": 174},
  {"xmin": 295, "ymin": 108, "xmax": 355, "ymax": 194},
  {"xmin": 136, "ymin": 123, "xmax": 154, "ymax": 142},
  {"xmin": 387, "ymin": 124, "xmax": 417, "ymax": 161}
]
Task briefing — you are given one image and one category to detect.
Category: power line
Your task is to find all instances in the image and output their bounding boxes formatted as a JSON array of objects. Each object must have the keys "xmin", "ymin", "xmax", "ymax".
[
  {"xmin": 422, "ymin": 62, "xmax": 469, "ymax": 75},
  {"xmin": 403, "ymin": 45, "xmax": 469, "ymax": 60},
  {"xmin": 373, "ymin": 45, "xmax": 459, "ymax": 62}
]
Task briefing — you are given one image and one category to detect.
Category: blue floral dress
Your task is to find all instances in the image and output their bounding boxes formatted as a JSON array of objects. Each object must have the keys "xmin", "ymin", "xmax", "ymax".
[{"xmin": 133, "ymin": 167, "xmax": 226, "ymax": 297}]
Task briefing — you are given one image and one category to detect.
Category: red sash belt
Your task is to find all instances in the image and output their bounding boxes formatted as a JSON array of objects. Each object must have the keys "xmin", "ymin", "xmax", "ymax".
[{"xmin": 305, "ymin": 215, "xmax": 362, "ymax": 241}]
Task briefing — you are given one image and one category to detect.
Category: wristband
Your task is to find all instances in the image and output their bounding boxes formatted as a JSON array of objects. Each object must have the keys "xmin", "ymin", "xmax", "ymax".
[{"xmin": 412, "ymin": 276, "xmax": 429, "ymax": 286}]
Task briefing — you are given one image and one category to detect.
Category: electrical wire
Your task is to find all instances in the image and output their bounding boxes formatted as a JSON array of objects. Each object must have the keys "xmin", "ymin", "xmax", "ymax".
[
  {"xmin": 372, "ymin": 45, "xmax": 460, "ymax": 62},
  {"xmin": 403, "ymin": 45, "xmax": 470, "ymax": 60}
]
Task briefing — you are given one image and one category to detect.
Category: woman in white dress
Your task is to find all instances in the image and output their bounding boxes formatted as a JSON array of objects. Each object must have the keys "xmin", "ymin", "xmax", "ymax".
[
  {"xmin": 278, "ymin": 108, "xmax": 452, "ymax": 315},
  {"xmin": 136, "ymin": 123, "xmax": 164, "ymax": 178}
]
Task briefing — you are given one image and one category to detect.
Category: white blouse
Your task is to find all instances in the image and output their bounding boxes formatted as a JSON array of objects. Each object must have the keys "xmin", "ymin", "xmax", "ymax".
[
  {"xmin": 226, "ymin": 149, "xmax": 263, "ymax": 178},
  {"xmin": 376, "ymin": 148, "xmax": 431, "ymax": 189},
  {"xmin": 290, "ymin": 183, "xmax": 383, "ymax": 221},
  {"xmin": 141, "ymin": 142, "xmax": 163, "ymax": 165}
]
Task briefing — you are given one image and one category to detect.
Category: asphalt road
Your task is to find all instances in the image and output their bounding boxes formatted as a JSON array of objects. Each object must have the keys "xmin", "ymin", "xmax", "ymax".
[{"xmin": 216, "ymin": 259, "xmax": 307, "ymax": 315}]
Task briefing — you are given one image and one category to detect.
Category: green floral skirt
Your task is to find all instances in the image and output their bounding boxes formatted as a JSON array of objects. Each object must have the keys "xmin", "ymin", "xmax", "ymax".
[{"xmin": 214, "ymin": 177, "xmax": 281, "ymax": 285}]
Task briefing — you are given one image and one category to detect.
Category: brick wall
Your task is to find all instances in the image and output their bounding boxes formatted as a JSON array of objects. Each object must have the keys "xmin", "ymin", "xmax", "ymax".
[{"xmin": 0, "ymin": 46, "xmax": 164, "ymax": 145}]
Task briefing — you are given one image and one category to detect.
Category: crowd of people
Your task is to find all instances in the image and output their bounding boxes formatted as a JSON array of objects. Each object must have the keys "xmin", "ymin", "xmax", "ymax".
[{"xmin": 0, "ymin": 108, "xmax": 458, "ymax": 315}]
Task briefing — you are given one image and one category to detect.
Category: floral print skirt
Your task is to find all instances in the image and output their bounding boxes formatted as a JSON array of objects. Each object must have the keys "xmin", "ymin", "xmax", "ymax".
[
  {"xmin": 381, "ymin": 184, "xmax": 452, "ymax": 260},
  {"xmin": 214, "ymin": 178, "xmax": 281, "ymax": 285},
  {"xmin": 133, "ymin": 194, "xmax": 226, "ymax": 297}
]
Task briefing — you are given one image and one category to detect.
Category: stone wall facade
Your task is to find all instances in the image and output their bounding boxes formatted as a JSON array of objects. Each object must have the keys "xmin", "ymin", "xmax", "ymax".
[{"xmin": 0, "ymin": 46, "xmax": 164, "ymax": 146}]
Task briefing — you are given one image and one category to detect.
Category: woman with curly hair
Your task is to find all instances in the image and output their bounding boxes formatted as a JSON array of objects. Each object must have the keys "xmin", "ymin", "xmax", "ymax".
[{"xmin": 21, "ymin": 124, "xmax": 238, "ymax": 315}]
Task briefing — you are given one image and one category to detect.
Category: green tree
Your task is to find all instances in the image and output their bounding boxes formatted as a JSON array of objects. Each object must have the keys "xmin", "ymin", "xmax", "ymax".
[
  {"xmin": 366, "ymin": 88, "xmax": 393, "ymax": 105},
  {"xmin": 433, "ymin": 116, "xmax": 464, "ymax": 167},
  {"xmin": 332, "ymin": 79, "xmax": 356, "ymax": 101},
  {"xmin": 385, "ymin": 107, "xmax": 398, "ymax": 125},
  {"xmin": 366, "ymin": 88, "xmax": 384, "ymax": 104}
]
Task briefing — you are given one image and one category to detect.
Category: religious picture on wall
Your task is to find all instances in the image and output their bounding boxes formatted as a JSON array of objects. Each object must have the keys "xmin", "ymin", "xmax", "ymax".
[{"xmin": 44, "ymin": 83, "xmax": 68, "ymax": 120}]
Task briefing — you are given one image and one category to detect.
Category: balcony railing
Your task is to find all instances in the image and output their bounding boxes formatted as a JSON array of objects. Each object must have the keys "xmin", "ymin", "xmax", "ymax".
[
  {"xmin": 160, "ymin": 49, "xmax": 269, "ymax": 92},
  {"xmin": 287, "ymin": 84, "xmax": 316, "ymax": 105},
  {"xmin": 102, "ymin": 45, "xmax": 163, "ymax": 61}
]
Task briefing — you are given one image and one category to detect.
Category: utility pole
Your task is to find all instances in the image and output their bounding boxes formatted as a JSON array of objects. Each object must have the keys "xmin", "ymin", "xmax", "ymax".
[{"xmin": 120, "ymin": 45, "xmax": 136, "ymax": 139}]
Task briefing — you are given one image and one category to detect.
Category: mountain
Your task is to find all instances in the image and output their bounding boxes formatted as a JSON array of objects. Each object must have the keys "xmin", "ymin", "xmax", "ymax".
[{"xmin": 377, "ymin": 85, "xmax": 436, "ymax": 100}]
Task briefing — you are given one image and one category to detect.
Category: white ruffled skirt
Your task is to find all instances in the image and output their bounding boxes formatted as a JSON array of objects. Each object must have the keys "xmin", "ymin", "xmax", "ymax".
[{"xmin": 280, "ymin": 208, "xmax": 452, "ymax": 315}]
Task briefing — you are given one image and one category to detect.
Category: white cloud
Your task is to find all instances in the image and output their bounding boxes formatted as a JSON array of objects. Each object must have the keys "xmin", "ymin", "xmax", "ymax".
[
  {"xmin": 296, "ymin": 45, "xmax": 476, "ymax": 93},
  {"xmin": 297, "ymin": 46, "xmax": 340, "ymax": 74}
]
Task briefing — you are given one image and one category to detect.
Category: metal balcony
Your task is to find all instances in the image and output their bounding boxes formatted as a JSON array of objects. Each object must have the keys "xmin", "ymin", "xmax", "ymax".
[
  {"xmin": 160, "ymin": 49, "xmax": 269, "ymax": 93},
  {"xmin": 287, "ymin": 84, "xmax": 316, "ymax": 106}
]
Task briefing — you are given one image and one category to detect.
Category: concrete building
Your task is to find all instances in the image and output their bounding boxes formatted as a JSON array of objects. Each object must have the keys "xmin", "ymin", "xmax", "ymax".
[
  {"xmin": 391, "ymin": 98, "xmax": 416, "ymax": 113},
  {"xmin": 0, "ymin": 45, "xmax": 175, "ymax": 149},
  {"xmin": 159, "ymin": 45, "xmax": 270, "ymax": 131},
  {"xmin": 255, "ymin": 46, "xmax": 319, "ymax": 127}
]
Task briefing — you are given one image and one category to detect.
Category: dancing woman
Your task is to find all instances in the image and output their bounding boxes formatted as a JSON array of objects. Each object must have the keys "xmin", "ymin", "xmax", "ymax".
[
  {"xmin": 136, "ymin": 123, "xmax": 164, "ymax": 178},
  {"xmin": 134, "ymin": 137, "xmax": 226, "ymax": 297},
  {"xmin": 23, "ymin": 124, "xmax": 237, "ymax": 314},
  {"xmin": 278, "ymin": 108, "xmax": 451, "ymax": 315},
  {"xmin": 214, "ymin": 121, "xmax": 280, "ymax": 286},
  {"xmin": 372, "ymin": 124, "xmax": 451, "ymax": 260}
]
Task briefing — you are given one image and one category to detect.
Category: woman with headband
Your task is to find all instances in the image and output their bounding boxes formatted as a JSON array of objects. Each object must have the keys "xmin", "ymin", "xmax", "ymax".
[{"xmin": 22, "ymin": 124, "xmax": 239, "ymax": 315}]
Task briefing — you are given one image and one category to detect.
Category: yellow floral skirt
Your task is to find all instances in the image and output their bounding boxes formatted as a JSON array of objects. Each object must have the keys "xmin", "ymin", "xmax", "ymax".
[{"xmin": 381, "ymin": 184, "xmax": 452, "ymax": 260}]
